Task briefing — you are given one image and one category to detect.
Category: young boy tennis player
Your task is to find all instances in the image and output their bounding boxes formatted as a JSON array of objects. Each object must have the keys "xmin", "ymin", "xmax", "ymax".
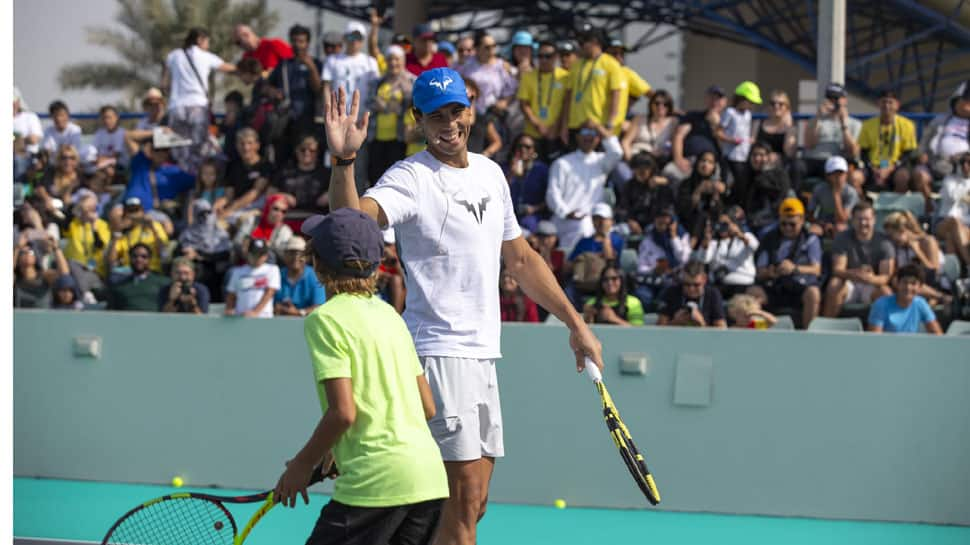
[{"xmin": 273, "ymin": 207, "xmax": 449, "ymax": 545}]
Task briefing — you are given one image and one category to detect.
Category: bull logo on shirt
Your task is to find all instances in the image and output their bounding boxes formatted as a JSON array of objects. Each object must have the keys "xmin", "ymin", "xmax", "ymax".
[
  {"xmin": 454, "ymin": 192, "xmax": 490, "ymax": 224},
  {"xmin": 429, "ymin": 76, "xmax": 453, "ymax": 91}
]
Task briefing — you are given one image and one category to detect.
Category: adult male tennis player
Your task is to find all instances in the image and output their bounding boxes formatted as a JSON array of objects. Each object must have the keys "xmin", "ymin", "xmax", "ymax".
[{"xmin": 325, "ymin": 68, "xmax": 604, "ymax": 545}]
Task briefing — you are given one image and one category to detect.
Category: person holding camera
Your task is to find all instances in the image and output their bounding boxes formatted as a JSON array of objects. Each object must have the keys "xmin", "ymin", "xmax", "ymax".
[
  {"xmin": 656, "ymin": 260, "xmax": 727, "ymax": 328},
  {"xmin": 693, "ymin": 205, "xmax": 759, "ymax": 298},
  {"xmin": 105, "ymin": 197, "xmax": 170, "ymax": 275},
  {"xmin": 634, "ymin": 205, "xmax": 691, "ymax": 308},
  {"xmin": 159, "ymin": 257, "xmax": 210, "ymax": 314},
  {"xmin": 800, "ymin": 83, "xmax": 863, "ymax": 192},
  {"xmin": 936, "ymin": 151, "xmax": 970, "ymax": 270}
]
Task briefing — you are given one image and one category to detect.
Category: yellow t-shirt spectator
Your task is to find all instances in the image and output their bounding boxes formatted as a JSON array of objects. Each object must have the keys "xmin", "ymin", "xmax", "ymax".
[
  {"xmin": 374, "ymin": 80, "xmax": 406, "ymax": 142},
  {"xmin": 403, "ymin": 109, "xmax": 426, "ymax": 157},
  {"xmin": 63, "ymin": 218, "xmax": 112, "ymax": 277},
  {"xmin": 566, "ymin": 52, "xmax": 627, "ymax": 130},
  {"xmin": 114, "ymin": 221, "xmax": 169, "ymax": 273},
  {"xmin": 617, "ymin": 66, "xmax": 651, "ymax": 135},
  {"xmin": 517, "ymin": 67, "xmax": 569, "ymax": 138},
  {"xmin": 858, "ymin": 115, "xmax": 917, "ymax": 167}
]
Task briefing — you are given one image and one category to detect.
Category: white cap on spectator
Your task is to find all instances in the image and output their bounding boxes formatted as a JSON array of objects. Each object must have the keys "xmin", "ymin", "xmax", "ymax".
[
  {"xmin": 383, "ymin": 228, "xmax": 396, "ymax": 245},
  {"xmin": 591, "ymin": 202, "xmax": 613, "ymax": 219},
  {"xmin": 285, "ymin": 237, "xmax": 307, "ymax": 252},
  {"xmin": 345, "ymin": 21, "xmax": 367, "ymax": 40},
  {"xmin": 824, "ymin": 155, "xmax": 848, "ymax": 174},
  {"xmin": 385, "ymin": 44, "xmax": 406, "ymax": 59}
]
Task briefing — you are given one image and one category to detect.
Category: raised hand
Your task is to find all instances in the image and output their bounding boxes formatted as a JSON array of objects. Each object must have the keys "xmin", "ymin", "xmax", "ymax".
[{"xmin": 325, "ymin": 87, "xmax": 370, "ymax": 160}]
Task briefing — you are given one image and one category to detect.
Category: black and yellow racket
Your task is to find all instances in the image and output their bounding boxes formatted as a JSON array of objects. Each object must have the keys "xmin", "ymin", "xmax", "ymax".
[
  {"xmin": 584, "ymin": 357, "xmax": 661, "ymax": 505},
  {"xmin": 101, "ymin": 462, "xmax": 337, "ymax": 544}
]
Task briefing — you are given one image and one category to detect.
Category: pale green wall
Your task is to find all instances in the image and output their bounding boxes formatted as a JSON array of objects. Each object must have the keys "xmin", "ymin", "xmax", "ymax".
[{"xmin": 13, "ymin": 310, "xmax": 970, "ymax": 525}]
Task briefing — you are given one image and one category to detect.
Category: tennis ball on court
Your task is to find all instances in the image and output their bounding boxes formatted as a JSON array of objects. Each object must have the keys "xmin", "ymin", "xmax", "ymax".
[
  {"xmin": 172, "ymin": 476, "xmax": 184, "ymax": 488},
  {"xmin": 554, "ymin": 498, "xmax": 567, "ymax": 509}
]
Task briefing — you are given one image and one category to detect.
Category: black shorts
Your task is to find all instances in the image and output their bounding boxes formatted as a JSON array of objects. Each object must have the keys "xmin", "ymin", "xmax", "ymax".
[
  {"xmin": 767, "ymin": 279, "xmax": 817, "ymax": 309},
  {"xmin": 305, "ymin": 498, "xmax": 444, "ymax": 545}
]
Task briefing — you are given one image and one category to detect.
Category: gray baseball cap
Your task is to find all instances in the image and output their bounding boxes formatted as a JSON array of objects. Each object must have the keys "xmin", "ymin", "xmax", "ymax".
[{"xmin": 302, "ymin": 209, "xmax": 383, "ymax": 278}]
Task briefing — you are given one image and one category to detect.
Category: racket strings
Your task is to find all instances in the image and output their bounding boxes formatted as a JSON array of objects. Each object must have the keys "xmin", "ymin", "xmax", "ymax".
[
  {"xmin": 103, "ymin": 496, "xmax": 236, "ymax": 545},
  {"xmin": 597, "ymin": 383, "xmax": 662, "ymax": 505}
]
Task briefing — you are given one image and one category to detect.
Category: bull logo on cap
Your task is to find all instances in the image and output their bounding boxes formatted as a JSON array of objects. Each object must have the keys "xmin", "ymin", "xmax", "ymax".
[{"xmin": 429, "ymin": 76, "xmax": 454, "ymax": 91}]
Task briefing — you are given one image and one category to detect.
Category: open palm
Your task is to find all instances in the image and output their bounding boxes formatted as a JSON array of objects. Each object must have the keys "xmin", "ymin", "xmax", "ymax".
[{"xmin": 325, "ymin": 87, "xmax": 370, "ymax": 159}]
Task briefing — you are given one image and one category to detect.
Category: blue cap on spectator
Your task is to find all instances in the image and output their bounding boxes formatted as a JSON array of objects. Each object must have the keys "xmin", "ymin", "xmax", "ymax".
[
  {"xmin": 437, "ymin": 40, "xmax": 456, "ymax": 56},
  {"xmin": 302, "ymin": 209, "xmax": 383, "ymax": 278},
  {"xmin": 511, "ymin": 31, "xmax": 534, "ymax": 47},
  {"xmin": 54, "ymin": 274, "xmax": 78, "ymax": 291},
  {"xmin": 412, "ymin": 68, "xmax": 470, "ymax": 114},
  {"xmin": 413, "ymin": 23, "xmax": 436, "ymax": 39}
]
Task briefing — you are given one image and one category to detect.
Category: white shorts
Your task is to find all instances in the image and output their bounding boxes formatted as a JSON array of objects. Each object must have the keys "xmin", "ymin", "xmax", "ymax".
[
  {"xmin": 421, "ymin": 356, "xmax": 504, "ymax": 461},
  {"xmin": 845, "ymin": 280, "xmax": 876, "ymax": 304}
]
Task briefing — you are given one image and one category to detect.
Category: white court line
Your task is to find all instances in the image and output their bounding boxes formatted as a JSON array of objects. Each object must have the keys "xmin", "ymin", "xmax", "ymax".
[{"xmin": 14, "ymin": 538, "xmax": 98, "ymax": 545}]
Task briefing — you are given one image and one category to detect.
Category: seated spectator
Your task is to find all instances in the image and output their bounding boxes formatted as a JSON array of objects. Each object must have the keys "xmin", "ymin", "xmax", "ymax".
[
  {"xmin": 224, "ymin": 128, "xmax": 274, "ymax": 216},
  {"xmin": 858, "ymin": 90, "xmax": 920, "ymax": 198},
  {"xmin": 377, "ymin": 229, "xmax": 406, "ymax": 314},
  {"xmin": 235, "ymin": 23, "xmax": 293, "ymax": 77},
  {"xmin": 665, "ymin": 85, "xmax": 726, "ymax": 183},
  {"xmin": 676, "ymin": 150, "xmax": 726, "ymax": 239},
  {"xmin": 583, "ymin": 265, "xmax": 644, "ymax": 326},
  {"xmin": 867, "ymin": 264, "xmax": 942, "ymax": 334},
  {"xmin": 716, "ymin": 81, "xmax": 761, "ymax": 186},
  {"xmin": 13, "ymin": 232, "xmax": 70, "ymax": 309},
  {"xmin": 622, "ymin": 89, "xmax": 676, "ymax": 167},
  {"xmin": 615, "ymin": 152, "xmax": 675, "ymax": 235},
  {"xmin": 463, "ymin": 78, "xmax": 503, "ymax": 158},
  {"xmin": 823, "ymin": 202, "xmax": 895, "ymax": 317},
  {"xmin": 236, "ymin": 193, "xmax": 294, "ymax": 262},
  {"xmin": 51, "ymin": 274, "xmax": 85, "ymax": 311},
  {"xmin": 274, "ymin": 237, "xmax": 326, "ymax": 317},
  {"xmin": 178, "ymin": 199, "xmax": 232, "ymax": 302},
  {"xmin": 935, "ymin": 151, "xmax": 970, "ymax": 270},
  {"xmin": 106, "ymin": 197, "xmax": 170, "ymax": 274},
  {"xmin": 272, "ymin": 134, "xmax": 330, "ymax": 218},
  {"xmin": 117, "ymin": 128, "xmax": 195, "ymax": 230},
  {"xmin": 731, "ymin": 141, "xmax": 792, "ymax": 232},
  {"xmin": 726, "ymin": 293, "xmax": 777, "ymax": 329},
  {"xmin": 188, "ymin": 159, "xmax": 228, "ymax": 220},
  {"xmin": 135, "ymin": 88, "xmax": 167, "ymax": 131},
  {"xmin": 694, "ymin": 206, "xmax": 759, "ymax": 297},
  {"xmin": 656, "ymin": 260, "xmax": 727, "ymax": 327},
  {"xmin": 500, "ymin": 267, "xmax": 540, "ymax": 322},
  {"xmin": 367, "ymin": 45, "xmax": 415, "ymax": 184},
  {"xmin": 159, "ymin": 256, "xmax": 210, "ymax": 314},
  {"xmin": 531, "ymin": 220, "xmax": 566, "ymax": 284},
  {"xmin": 635, "ymin": 205, "xmax": 691, "ymax": 308},
  {"xmin": 754, "ymin": 198, "xmax": 822, "ymax": 328},
  {"xmin": 808, "ymin": 156, "xmax": 858, "ymax": 238},
  {"xmin": 33, "ymin": 144, "xmax": 82, "ymax": 222},
  {"xmin": 41, "ymin": 100, "xmax": 82, "ymax": 153},
  {"xmin": 506, "ymin": 134, "xmax": 549, "ymax": 232},
  {"xmin": 917, "ymin": 81, "xmax": 970, "ymax": 184},
  {"xmin": 799, "ymin": 82, "xmax": 863, "ymax": 192},
  {"xmin": 92, "ymin": 105, "xmax": 127, "ymax": 166},
  {"xmin": 13, "ymin": 87, "xmax": 43, "ymax": 154},
  {"xmin": 882, "ymin": 211, "xmax": 946, "ymax": 303},
  {"xmin": 754, "ymin": 90, "xmax": 797, "ymax": 169},
  {"xmin": 219, "ymin": 90, "xmax": 246, "ymax": 164},
  {"xmin": 107, "ymin": 243, "xmax": 169, "ymax": 311},
  {"xmin": 566, "ymin": 203, "xmax": 623, "ymax": 303},
  {"xmin": 62, "ymin": 193, "xmax": 111, "ymax": 296},
  {"xmin": 546, "ymin": 120, "xmax": 622, "ymax": 252},
  {"xmin": 225, "ymin": 238, "xmax": 280, "ymax": 318},
  {"xmin": 406, "ymin": 23, "xmax": 450, "ymax": 76}
]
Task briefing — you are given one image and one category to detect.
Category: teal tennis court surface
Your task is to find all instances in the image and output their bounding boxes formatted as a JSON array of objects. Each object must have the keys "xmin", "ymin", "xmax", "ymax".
[{"xmin": 14, "ymin": 477, "xmax": 970, "ymax": 545}]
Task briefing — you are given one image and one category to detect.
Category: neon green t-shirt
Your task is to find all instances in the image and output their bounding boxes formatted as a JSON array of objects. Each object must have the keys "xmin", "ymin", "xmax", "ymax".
[{"xmin": 303, "ymin": 293, "xmax": 449, "ymax": 507}]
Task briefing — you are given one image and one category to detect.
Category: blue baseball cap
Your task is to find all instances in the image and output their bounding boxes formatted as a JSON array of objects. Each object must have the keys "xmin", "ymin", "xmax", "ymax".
[
  {"xmin": 511, "ymin": 30, "xmax": 533, "ymax": 47},
  {"xmin": 437, "ymin": 40, "xmax": 456, "ymax": 56},
  {"xmin": 412, "ymin": 68, "xmax": 470, "ymax": 114}
]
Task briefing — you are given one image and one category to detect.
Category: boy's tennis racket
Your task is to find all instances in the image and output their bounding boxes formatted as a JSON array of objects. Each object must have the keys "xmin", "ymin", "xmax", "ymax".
[
  {"xmin": 101, "ymin": 462, "xmax": 337, "ymax": 545},
  {"xmin": 584, "ymin": 358, "xmax": 661, "ymax": 505}
]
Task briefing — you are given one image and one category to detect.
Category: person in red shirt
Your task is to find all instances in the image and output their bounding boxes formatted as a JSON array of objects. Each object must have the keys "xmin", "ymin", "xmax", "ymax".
[
  {"xmin": 499, "ymin": 268, "xmax": 540, "ymax": 322},
  {"xmin": 405, "ymin": 23, "xmax": 449, "ymax": 76},
  {"xmin": 234, "ymin": 24, "xmax": 293, "ymax": 77}
]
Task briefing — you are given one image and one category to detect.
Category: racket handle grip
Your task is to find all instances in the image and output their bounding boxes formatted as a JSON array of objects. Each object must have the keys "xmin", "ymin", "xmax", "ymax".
[{"xmin": 584, "ymin": 357, "xmax": 602, "ymax": 383}]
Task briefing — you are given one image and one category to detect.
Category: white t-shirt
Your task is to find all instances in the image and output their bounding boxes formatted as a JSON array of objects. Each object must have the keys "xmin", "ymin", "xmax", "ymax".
[
  {"xmin": 93, "ymin": 127, "xmax": 127, "ymax": 160},
  {"xmin": 322, "ymin": 53, "xmax": 379, "ymax": 116},
  {"xmin": 365, "ymin": 151, "xmax": 521, "ymax": 359},
  {"xmin": 165, "ymin": 46, "xmax": 225, "ymax": 110},
  {"xmin": 14, "ymin": 111, "xmax": 43, "ymax": 153},
  {"xmin": 720, "ymin": 107, "xmax": 752, "ymax": 162},
  {"xmin": 226, "ymin": 262, "xmax": 281, "ymax": 318},
  {"xmin": 939, "ymin": 173, "xmax": 970, "ymax": 226},
  {"xmin": 937, "ymin": 115, "xmax": 970, "ymax": 160},
  {"xmin": 42, "ymin": 123, "xmax": 83, "ymax": 153},
  {"xmin": 694, "ymin": 232, "xmax": 760, "ymax": 285}
]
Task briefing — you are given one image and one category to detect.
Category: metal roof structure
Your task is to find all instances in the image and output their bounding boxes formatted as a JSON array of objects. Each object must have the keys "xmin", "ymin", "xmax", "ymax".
[{"xmin": 299, "ymin": 0, "xmax": 970, "ymax": 111}]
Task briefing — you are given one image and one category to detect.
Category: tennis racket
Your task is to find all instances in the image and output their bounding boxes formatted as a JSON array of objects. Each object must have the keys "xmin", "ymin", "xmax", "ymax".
[
  {"xmin": 101, "ymin": 462, "xmax": 337, "ymax": 545},
  {"xmin": 584, "ymin": 357, "xmax": 661, "ymax": 505}
]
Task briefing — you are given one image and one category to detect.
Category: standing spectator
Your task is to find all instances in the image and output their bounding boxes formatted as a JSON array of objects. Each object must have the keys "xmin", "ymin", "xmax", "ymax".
[
  {"xmin": 616, "ymin": 152, "xmax": 675, "ymax": 235},
  {"xmin": 162, "ymin": 28, "xmax": 236, "ymax": 173},
  {"xmin": 405, "ymin": 23, "xmax": 449, "ymax": 75},
  {"xmin": 107, "ymin": 243, "xmax": 169, "ymax": 311},
  {"xmin": 754, "ymin": 198, "xmax": 822, "ymax": 328},
  {"xmin": 634, "ymin": 205, "xmax": 691, "ymax": 308},
  {"xmin": 117, "ymin": 129, "xmax": 195, "ymax": 227},
  {"xmin": 732, "ymin": 141, "xmax": 792, "ymax": 232},
  {"xmin": 266, "ymin": 24, "xmax": 323, "ymax": 161},
  {"xmin": 159, "ymin": 256, "xmax": 210, "ymax": 314},
  {"xmin": 693, "ymin": 206, "xmax": 759, "ymax": 297},
  {"xmin": 272, "ymin": 135, "xmax": 330, "ymax": 217},
  {"xmin": 560, "ymin": 25, "xmax": 626, "ymax": 144},
  {"xmin": 823, "ymin": 202, "xmax": 895, "ymax": 317},
  {"xmin": 867, "ymin": 264, "xmax": 942, "ymax": 334},
  {"xmin": 500, "ymin": 267, "xmax": 540, "ymax": 322},
  {"xmin": 457, "ymin": 30, "xmax": 517, "ymax": 117},
  {"xmin": 676, "ymin": 150, "xmax": 726, "ymax": 238},
  {"xmin": 726, "ymin": 293, "xmax": 777, "ymax": 329},
  {"xmin": 106, "ymin": 197, "xmax": 170, "ymax": 274},
  {"xmin": 656, "ymin": 260, "xmax": 727, "ymax": 327},
  {"xmin": 556, "ymin": 40, "xmax": 579, "ymax": 71},
  {"xmin": 517, "ymin": 41, "xmax": 569, "ymax": 161},
  {"xmin": 917, "ymin": 80, "xmax": 970, "ymax": 183},
  {"xmin": 235, "ymin": 24, "xmax": 293, "ymax": 77},
  {"xmin": 321, "ymin": 31, "xmax": 344, "ymax": 58},
  {"xmin": 882, "ymin": 211, "xmax": 945, "ymax": 303},
  {"xmin": 225, "ymin": 238, "xmax": 280, "ymax": 318},
  {"xmin": 546, "ymin": 120, "xmax": 623, "ymax": 252},
  {"xmin": 808, "ymin": 155, "xmax": 858, "ymax": 238},
  {"xmin": 224, "ymin": 128, "xmax": 274, "ymax": 216},
  {"xmin": 858, "ymin": 90, "xmax": 920, "ymax": 196},
  {"xmin": 62, "ymin": 192, "xmax": 111, "ymax": 290},
  {"xmin": 800, "ymin": 83, "xmax": 863, "ymax": 192},
  {"xmin": 92, "ymin": 105, "xmax": 127, "ymax": 165},
  {"xmin": 454, "ymin": 35, "xmax": 475, "ymax": 69},
  {"xmin": 367, "ymin": 45, "xmax": 415, "ymax": 183},
  {"xmin": 13, "ymin": 87, "xmax": 43, "ymax": 154},
  {"xmin": 583, "ymin": 265, "xmax": 644, "ymax": 326},
  {"xmin": 135, "ymin": 88, "xmax": 167, "ymax": 130},
  {"xmin": 605, "ymin": 37, "xmax": 652, "ymax": 136},
  {"xmin": 717, "ymin": 81, "xmax": 761, "ymax": 186},
  {"xmin": 178, "ymin": 199, "xmax": 232, "ymax": 302},
  {"xmin": 936, "ymin": 151, "xmax": 970, "ymax": 269},
  {"xmin": 754, "ymin": 90, "xmax": 798, "ymax": 169},
  {"xmin": 462, "ymin": 79, "xmax": 503, "ymax": 158},
  {"xmin": 506, "ymin": 134, "xmax": 549, "ymax": 232},
  {"xmin": 665, "ymin": 86, "xmax": 727, "ymax": 183},
  {"xmin": 274, "ymin": 237, "xmax": 326, "ymax": 317},
  {"xmin": 509, "ymin": 31, "xmax": 535, "ymax": 78},
  {"xmin": 41, "ymin": 100, "xmax": 82, "ymax": 153},
  {"xmin": 623, "ymin": 89, "xmax": 677, "ymax": 166}
]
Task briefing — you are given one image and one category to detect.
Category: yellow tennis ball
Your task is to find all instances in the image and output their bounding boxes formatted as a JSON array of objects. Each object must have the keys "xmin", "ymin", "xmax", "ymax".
[
  {"xmin": 172, "ymin": 476, "xmax": 184, "ymax": 488},
  {"xmin": 554, "ymin": 498, "xmax": 566, "ymax": 509}
]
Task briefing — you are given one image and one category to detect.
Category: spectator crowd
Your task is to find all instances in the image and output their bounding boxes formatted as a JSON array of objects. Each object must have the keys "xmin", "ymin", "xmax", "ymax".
[{"xmin": 12, "ymin": 12, "xmax": 970, "ymax": 334}]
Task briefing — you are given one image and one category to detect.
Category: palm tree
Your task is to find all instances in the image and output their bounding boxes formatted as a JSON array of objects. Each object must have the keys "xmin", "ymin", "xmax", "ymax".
[{"xmin": 59, "ymin": 0, "xmax": 279, "ymax": 108}]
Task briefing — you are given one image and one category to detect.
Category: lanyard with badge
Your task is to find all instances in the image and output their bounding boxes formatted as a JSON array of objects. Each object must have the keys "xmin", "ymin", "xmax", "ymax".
[
  {"xmin": 876, "ymin": 119, "xmax": 897, "ymax": 168},
  {"xmin": 537, "ymin": 71, "xmax": 555, "ymax": 119},
  {"xmin": 574, "ymin": 54, "xmax": 602, "ymax": 104}
]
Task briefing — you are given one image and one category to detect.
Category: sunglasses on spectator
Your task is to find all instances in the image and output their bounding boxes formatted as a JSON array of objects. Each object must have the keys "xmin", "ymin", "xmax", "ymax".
[
  {"xmin": 131, "ymin": 253, "xmax": 150, "ymax": 260},
  {"xmin": 271, "ymin": 206, "xmax": 288, "ymax": 213},
  {"xmin": 459, "ymin": 47, "xmax": 474, "ymax": 54},
  {"xmin": 578, "ymin": 128, "xmax": 598, "ymax": 137},
  {"xmin": 538, "ymin": 52, "xmax": 555, "ymax": 59},
  {"xmin": 480, "ymin": 43, "xmax": 497, "ymax": 50},
  {"xmin": 779, "ymin": 220, "xmax": 799, "ymax": 227}
]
